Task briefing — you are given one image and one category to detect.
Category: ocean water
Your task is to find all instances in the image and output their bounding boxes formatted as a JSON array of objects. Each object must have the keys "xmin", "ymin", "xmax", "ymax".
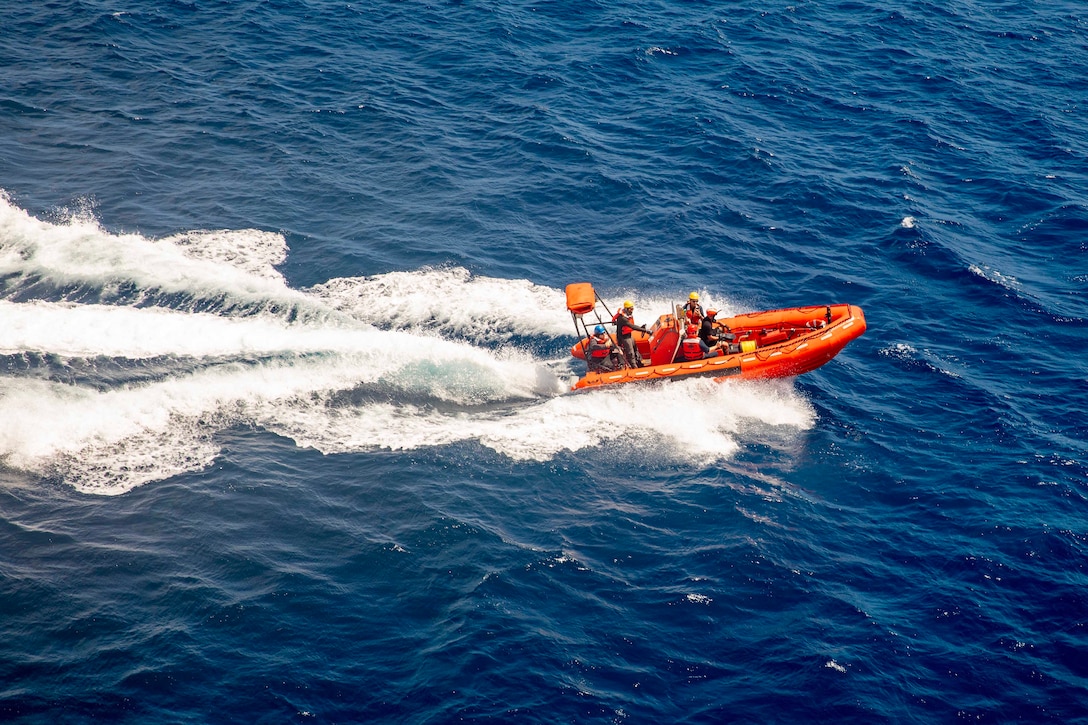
[{"xmin": 1, "ymin": 0, "xmax": 1086, "ymax": 722}]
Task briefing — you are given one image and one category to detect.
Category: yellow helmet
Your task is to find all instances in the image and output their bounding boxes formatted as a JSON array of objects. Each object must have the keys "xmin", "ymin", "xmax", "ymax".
[
  {"xmin": 689, "ymin": 292, "xmax": 699, "ymax": 300},
  {"xmin": 623, "ymin": 300, "xmax": 634, "ymax": 309}
]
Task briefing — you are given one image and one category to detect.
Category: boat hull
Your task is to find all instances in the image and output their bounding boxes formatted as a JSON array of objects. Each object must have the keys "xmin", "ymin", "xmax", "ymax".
[{"xmin": 571, "ymin": 304, "xmax": 866, "ymax": 391}]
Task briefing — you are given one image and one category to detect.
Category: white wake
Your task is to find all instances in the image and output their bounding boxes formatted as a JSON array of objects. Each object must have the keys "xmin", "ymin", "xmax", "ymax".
[{"xmin": 0, "ymin": 193, "xmax": 814, "ymax": 494}]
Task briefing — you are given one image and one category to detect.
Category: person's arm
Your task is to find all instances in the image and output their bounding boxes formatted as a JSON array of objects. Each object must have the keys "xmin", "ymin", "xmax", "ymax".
[{"xmin": 620, "ymin": 313, "xmax": 647, "ymax": 333}]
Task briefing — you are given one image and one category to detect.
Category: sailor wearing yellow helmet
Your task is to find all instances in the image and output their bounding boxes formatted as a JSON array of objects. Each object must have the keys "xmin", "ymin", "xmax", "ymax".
[
  {"xmin": 611, "ymin": 299, "xmax": 650, "ymax": 368},
  {"xmin": 683, "ymin": 291, "xmax": 704, "ymax": 326}
]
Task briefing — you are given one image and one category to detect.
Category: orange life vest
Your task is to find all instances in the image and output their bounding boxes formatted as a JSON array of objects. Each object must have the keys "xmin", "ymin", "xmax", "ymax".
[
  {"xmin": 684, "ymin": 301, "xmax": 702, "ymax": 326},
  {"xmin": 612, "ymin": 310, "xmax": 634, "ymax": 336},
  {"xmin": 588, "ymin": 335, "xmax": 612, "ymax": 358},
  {"xmin": 679, "ymin": 336, "xmax": 704, "ymax": 361}
]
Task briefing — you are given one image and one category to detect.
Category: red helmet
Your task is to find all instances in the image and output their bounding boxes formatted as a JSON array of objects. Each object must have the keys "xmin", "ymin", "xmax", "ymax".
[{"xmin": 686, "ymin": 324, "xmax": 698, "ymax": 336}]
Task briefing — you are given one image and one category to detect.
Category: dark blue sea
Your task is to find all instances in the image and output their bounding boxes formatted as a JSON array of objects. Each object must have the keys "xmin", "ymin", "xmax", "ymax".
[{"xmin": 2, "ymin": 1, "xmax": 1086, "ymax": 722}]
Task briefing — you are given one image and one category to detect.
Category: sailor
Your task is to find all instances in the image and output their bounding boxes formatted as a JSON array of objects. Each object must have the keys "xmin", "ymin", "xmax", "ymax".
[
  {"xmin": 676, "ymin": 323, "xmax": 711, "ymax": 361},
  {"xmin": 699, "ymin": 309, "xmax": 721, "ymax": 348},
  {"xmin": 586, "ymin": 325, "xmax": 619, "ymax": 373},
  {"xmin": 702, "ymin": 309, "xmax": 739, "ymax": 354},
  {"xmin": 683, "ymin": 292, "xmax": 704, "ymax": 326},
  {"xmin": 612, "ymin": 300, "xmax": 650, "ymax": 368}
]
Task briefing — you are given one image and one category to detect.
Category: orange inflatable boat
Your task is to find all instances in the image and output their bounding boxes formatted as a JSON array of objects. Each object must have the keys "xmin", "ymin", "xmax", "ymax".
[{"xmin": 565, "ymin": 283, "xmax": 866, "ymax": 391}]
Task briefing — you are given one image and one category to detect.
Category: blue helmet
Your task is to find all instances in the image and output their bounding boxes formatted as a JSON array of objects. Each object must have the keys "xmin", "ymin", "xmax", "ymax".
[{"xmin": 594, "ymin": 324, "xmax": 606, "ymax": 334}]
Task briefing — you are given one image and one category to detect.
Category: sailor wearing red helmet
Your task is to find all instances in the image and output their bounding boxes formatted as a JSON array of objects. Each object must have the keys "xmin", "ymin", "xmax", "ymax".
[
  {"xmin": 701, "ymin": 308, "xmax": 739, "ymax": 354},
  {"xmin": 699, "ymin": 308, "xmax": 721, "ymax": 347},
  {"xmin": 676, "ymin": 323, "xmax": 711, "ymax": 361}
]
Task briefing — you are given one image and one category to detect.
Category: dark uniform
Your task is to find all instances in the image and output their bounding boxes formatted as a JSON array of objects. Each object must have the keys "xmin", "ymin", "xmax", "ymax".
[
  {"xmin": 586, "ymin": 334, "xmax": 619, "ymax": 372},
  {"xmin": 612, "ymin": 307, "xmax": 649, "ymax": 368},
  {"xmin": 702, "ymin": 312, "xmax": 739, "ymax": 354},
  {"xmin": 699, "ymin": 316, "xmax": 721, "ymax": 347}
]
